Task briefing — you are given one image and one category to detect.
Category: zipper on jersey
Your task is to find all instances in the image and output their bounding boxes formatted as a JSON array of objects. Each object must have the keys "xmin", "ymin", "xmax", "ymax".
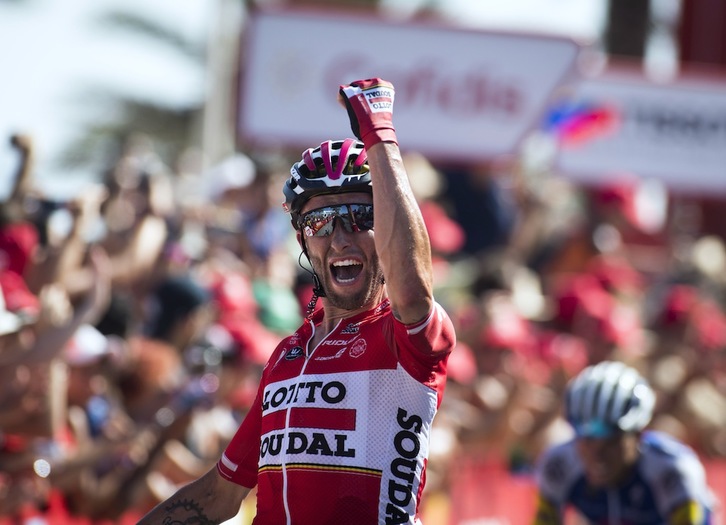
[{"xmin": 281, "ymin": 319, "xmax": 343, "ymax": 525}]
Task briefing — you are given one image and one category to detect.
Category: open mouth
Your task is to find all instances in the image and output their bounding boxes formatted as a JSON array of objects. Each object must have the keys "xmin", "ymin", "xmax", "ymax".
[{"xmin": 330, "ymin": 259, "xmax": 364, "ymax": 284}]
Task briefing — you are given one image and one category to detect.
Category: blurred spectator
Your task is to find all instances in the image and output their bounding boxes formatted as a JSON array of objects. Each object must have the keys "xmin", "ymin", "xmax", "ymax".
[
  {"xmin": 1, "ymin": 122, "xmax": 725, "ymax": 523},
  {"xmin": 0, "ymin": 245, "xmax": 112, "ymax": 516},
  {"xmin": 440, "ymin": 164, "xmax": 517, "ymax": 257}
]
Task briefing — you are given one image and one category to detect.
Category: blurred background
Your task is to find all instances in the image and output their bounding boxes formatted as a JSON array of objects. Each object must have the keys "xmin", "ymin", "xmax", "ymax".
[
  {"xmin": 0, "ymin": 0, "xmax": 680, "ymax": 198},
  {"xmin": 1, "ymin": 0, "xmax": 725, "ymax": 523}
]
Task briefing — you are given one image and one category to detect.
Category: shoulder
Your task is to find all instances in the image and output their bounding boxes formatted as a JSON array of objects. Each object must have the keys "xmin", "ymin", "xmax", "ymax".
[
  {"xmin": 260, "ymin": 324, "xmax": 309, "ymax": 371},
  {"xmin": 640, "ymin": 431, "xmax": 703, "ymax": 469},
  {"xmin": 639, "ymin": 431, "xmax": 712, "ymax": 502},
  {"xmin": 536, "ymin": 439, "xmax": 582, "ymax": 501},
  {"xmin": 538, "ymin": 439, "xmax": 579, "ymax": 475},
  {"xmin": 358, "ymin": 299, "xmax": 454, "ymax": 344},
  {"xmin": 393, "ymin": 301, "xmax": 455, "ymax": 345}
]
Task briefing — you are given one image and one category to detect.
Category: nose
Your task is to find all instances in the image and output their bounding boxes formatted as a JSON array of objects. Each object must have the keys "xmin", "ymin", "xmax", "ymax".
[{"xmin": 329, "ymin": 217, "xmax": 352, "ymax": 248}]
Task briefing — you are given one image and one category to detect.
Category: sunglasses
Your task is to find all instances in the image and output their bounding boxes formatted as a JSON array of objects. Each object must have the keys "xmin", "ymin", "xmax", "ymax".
[{"xmin": 299, "ymin": 203, "xmax": 374, "ymax": 237}]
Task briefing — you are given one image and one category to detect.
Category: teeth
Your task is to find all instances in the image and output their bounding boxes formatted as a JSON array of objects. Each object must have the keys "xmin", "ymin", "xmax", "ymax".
[
  {"xmin": 331, "ymin": 259, "xmax": 362, "ymax": 284},
  {"xmin": 332, "ymin": 259, "xmax": 360, "ymax": 267}
]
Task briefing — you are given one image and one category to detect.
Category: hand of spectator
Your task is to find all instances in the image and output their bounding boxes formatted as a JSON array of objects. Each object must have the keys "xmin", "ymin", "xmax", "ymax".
[
  {"xmin": 75, "ymin": 246, "xmax": 112, "ymax": 326},
  {"xmin": 67, "ymin": 183, "xmax": 108, "ymax": 221},
  {"xmin": 9, "ymin": 133, "xmax": 33, "ymax": 153},
  {"xmin": 0, "ymin": 471, "xmax": 50, "ymax": 517},
  {"xmin": 37, "ymin": 283, "xmax": 73, "ymax": 329}
]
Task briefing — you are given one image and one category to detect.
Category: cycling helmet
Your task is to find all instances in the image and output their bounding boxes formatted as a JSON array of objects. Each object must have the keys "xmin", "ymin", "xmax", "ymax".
[
  {"xmin": 283, "ymin": 138, "xmax": 371, "ymax": 229},
  {"xmin": 565, "ymin": 360, "xmax": 655, "ymax": 437}
]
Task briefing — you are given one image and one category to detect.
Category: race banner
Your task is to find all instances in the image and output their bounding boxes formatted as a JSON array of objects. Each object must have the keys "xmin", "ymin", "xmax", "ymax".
[
  {"xmin": 551, "ymin": 65, "xmax": 726, "ymax": 194},
  {"xmin": 237, "ymin": 8, "xmax": 581, "ymax": 162}
]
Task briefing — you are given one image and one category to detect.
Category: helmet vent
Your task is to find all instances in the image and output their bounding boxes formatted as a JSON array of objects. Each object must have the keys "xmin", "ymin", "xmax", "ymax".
[{"xmin": 283, "ymin": 139, "xmax": 371, "ymax": 225}]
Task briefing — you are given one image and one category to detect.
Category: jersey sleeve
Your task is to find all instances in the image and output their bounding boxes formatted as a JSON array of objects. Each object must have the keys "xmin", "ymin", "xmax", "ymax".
[
  {"xmin": 216, "ymin": 380, "xmax": 264, "ymax": 488},
  {"xmin": 667, "ymin": 500, "xmax": 708, "ymax": 525},
  {"xmin": 534, "ymin": 441, "xmax": 581, "ymax": 520},
  {"xmin": 392, "ymin": 301, "xmax": 456, "ymax": 395},
  {"xmin": 533, "ymin": 492, "xmax": 563, "ymax": 525},
  {"xmin": 217, "ymin": 336, "xmax": 298, "ymax": 488},
  {"xmin": 642, "ymin": 433, "xmax": 716, "ymax": 522}
]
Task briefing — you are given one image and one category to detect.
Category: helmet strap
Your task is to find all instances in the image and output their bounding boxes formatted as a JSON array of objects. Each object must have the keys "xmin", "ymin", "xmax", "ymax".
[
  {"xmin": 297, "ymin": 243, "xmax": 326, "ymax": 319},
  {"xmin": 305, "ymin": 292, "xmax": 320, "ymax": 320}
]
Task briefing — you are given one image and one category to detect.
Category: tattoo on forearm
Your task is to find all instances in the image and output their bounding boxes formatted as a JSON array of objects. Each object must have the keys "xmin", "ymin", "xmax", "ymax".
[{"xmin": 162, "ymin": 499, "xmax": 219, "ymax": 525}]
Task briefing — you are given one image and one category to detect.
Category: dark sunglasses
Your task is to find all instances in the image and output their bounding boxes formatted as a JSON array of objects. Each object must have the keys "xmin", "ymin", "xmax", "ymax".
[{"xmin": 299, "ymin": 203, "xmax": 374, "ymax": 237}]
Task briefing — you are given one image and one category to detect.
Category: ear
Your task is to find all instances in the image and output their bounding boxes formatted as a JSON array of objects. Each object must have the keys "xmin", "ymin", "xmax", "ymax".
[{"xmin": 296, "ymin": 231, "xmax": 303, "ymax": 249}]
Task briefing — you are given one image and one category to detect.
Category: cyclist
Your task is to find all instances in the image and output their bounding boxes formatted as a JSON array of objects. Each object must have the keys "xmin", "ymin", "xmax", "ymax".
[
  {"xmin": 138, "ymin": 79, "xmax": 456, "ymax": 524},
  {"xmin": 533, "ymin": 360, "xmax": 718, "ymax": 525}
]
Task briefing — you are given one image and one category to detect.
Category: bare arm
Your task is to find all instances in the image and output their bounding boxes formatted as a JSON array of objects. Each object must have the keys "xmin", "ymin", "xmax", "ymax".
[
  {"xmin": 0, "ymin": 247, "xmax": 111, "ymax": 367},
  {"xmin": 367, "ymin": 142, "xmax": 433, "ymax": 325},
  {"xmin": 137, "ymin": 467, "xmax": 251, "ymax": 525},
  {"xmin": 8, "ymin": 134, "xmax": 34, "ymax": 204},
  {"xmin": 338, "ymin": 79, "xmax": 434, "ymax": 325}
]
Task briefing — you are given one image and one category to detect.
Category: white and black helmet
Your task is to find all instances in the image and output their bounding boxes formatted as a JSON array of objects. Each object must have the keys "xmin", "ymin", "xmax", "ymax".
[
  {"xmin": 283, "ymin": 138, "xmax": 371, "ymax": 229},
  {"xmin": 565, "ymin": 360, "xmax": 655, "ymax": 437}
]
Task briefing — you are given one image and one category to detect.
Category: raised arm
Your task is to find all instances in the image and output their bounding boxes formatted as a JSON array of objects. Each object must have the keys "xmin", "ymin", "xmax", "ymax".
[
  {"xmin": 338, "ymin": 79, "xmax": 433, "ymax": 325},
  {"xmin": 8, "ymin": 133, "xmax": 35, "ymax": 205}
]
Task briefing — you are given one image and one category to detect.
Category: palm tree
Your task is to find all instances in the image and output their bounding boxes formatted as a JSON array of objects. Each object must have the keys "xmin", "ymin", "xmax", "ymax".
[{"xmin": 57, "ymin": 6, "xmax": 212, "ymax": 175}]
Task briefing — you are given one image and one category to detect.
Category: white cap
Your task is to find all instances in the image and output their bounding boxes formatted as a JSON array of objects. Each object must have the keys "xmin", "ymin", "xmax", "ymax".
[
  {"xmin": 0, "ymin": 283, "xmax": 24, "ymax": 336},
  {"xmin": 205, "ymin": 153, "xmax": 256, "ymax": 201},
  {"xmin": 63, "ymin": 324, "xmax": 111, "ymax": 366}
]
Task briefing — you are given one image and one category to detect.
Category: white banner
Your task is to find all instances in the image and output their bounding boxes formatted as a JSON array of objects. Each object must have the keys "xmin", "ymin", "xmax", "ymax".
[
  {"xmin": 238, "ymin": 9, "xmax": 581, "ymax": 162},
  {"xmin": 554, "ymin": 67, "xmax": 726, "ymax": 195}
]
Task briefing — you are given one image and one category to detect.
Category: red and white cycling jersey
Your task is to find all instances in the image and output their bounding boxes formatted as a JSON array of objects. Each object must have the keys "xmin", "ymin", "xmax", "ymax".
[{"xmin": 217, "ymin": 299, "xmax": 455, "ymax": 525}]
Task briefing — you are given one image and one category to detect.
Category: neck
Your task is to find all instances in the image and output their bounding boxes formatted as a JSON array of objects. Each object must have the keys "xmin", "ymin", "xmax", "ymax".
[{"xmin": 317, "ymin": 292, "xmax": 386, "ymax": 333}]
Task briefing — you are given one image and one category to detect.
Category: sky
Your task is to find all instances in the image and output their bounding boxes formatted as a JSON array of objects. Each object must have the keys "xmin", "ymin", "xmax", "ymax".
[
  {"xmin": 386, "ymin": 0, "xmax": 606, "ymax": 41},
  {"xmin": 0, "ymin": 0, "xmax": 607, "ymax": 200},
  {"xmin": 0, "ymin": 0, "xmax": 212, "ymax": 199}
]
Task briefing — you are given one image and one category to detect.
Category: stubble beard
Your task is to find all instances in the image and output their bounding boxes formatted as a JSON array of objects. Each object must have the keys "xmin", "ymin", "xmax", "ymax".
[{"xmin": 316, "ymin": 253, "xmax": 385, "ymax": 311}]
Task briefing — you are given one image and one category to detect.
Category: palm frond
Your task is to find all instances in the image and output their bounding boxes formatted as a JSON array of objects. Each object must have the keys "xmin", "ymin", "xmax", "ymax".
[
  {"xmin": 57, "ymin": 90, "xmax": 202, "ymax": 173},
  {"xmin": 93, "ymin": 10, "xmax": 206, "ymax": 63}
]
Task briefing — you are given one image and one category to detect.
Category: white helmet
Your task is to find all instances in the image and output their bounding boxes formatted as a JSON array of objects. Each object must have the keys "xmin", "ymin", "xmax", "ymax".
[
  {"xmin": 282, "ymin": 138, "xmax": 371, "ymax": 229},
  {"xmin": 565, "ymin": 360, "xmax": 655, "ymax": 437}
]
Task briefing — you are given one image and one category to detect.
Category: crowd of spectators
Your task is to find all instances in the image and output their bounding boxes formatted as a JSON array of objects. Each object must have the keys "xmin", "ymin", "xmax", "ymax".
[{"xmin": 1, "ymin": 131, "xmax": 725, "ymax": 523}]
